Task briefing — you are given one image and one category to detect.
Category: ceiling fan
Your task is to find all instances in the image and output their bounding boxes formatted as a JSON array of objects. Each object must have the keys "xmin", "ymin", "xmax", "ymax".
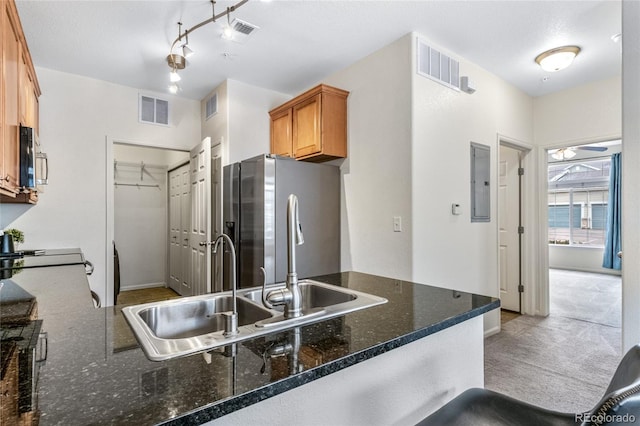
[{"xmin": 549, "ymin": 145, "xmax": 608, "ymax": 160}]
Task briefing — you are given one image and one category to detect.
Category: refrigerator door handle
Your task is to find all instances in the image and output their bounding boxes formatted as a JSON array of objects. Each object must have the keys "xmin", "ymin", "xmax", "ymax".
[{"xmin": 225, "ymin": 221, "xmax": 236, "ymax": 244}]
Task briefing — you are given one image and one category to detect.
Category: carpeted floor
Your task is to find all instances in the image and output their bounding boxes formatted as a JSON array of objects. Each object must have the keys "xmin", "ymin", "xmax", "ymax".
[{"xmin": 484, "ymin": 269, "xmax": 622, "ymax": 413}]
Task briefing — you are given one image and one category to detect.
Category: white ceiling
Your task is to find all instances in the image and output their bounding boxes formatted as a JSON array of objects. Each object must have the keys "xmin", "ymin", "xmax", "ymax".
[{"xmin": 15, "ymin": 0, "xmax": 621, "ymax": 100}]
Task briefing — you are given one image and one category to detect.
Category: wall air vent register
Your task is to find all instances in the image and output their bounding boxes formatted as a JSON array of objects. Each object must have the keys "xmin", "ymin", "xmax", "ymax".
[
  {"xmin": 205, "ymin": 93, "xmax": 218, "ymax": 120},
  {"xmin": 417, "ymin": 38, "xmax": 460, "ymax": 91},
  {"xmin": 139, "ymin": 95, "xmax": 169, "ymax": 126}
]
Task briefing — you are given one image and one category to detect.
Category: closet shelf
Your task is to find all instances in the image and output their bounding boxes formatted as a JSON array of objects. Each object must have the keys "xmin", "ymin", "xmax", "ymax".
[{"xmin": 114, "ymin": 160, "xmax": 167, "ymax": 182}]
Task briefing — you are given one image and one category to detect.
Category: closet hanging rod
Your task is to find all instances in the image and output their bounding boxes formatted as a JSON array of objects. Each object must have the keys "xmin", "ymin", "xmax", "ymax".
[
  {"xmin": 114, "ymin": 182, "xmax": 161, "ymax": 189},
  {"xmin": 113, "ymin": 160, "xmax": 167, "ymax": 170}
]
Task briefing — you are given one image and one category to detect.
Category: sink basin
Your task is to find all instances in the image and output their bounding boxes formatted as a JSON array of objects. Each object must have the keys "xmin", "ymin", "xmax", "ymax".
[
  {"xmin": 243, "ymin": 281, "xmax": 356, "ymax": 312},
  {"xmin": 137, "ymin": 296, "xmax": 273, "ymax": 339},
  {"xmin": 123, "ymin": 280, "xmax": 387, "ymax": 361}
]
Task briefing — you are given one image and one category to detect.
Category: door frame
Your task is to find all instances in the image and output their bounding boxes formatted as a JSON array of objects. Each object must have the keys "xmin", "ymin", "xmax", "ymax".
[
  {"xmin": 498, "ymin": 143, "xmax": 523, "ymax": 313},
  {"xmin": 538, "ymin": 136, "xmax": 622, "ymax": 318},
  {"xmin": 496, "ymin": 135, "xmax": 534, "ymax": 319},
  {"xmin": 105, "ymin": 137, "xmax": 189, "ymax": 307}
]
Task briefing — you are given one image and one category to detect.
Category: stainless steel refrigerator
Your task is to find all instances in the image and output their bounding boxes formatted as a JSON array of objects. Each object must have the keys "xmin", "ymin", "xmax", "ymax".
[{"xmin": 221, "ymin": 154, "xmax": 340, "ymax": 290}]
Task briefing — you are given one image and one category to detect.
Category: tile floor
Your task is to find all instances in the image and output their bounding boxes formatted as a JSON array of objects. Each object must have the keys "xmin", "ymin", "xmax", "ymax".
[
  {"xmin": 484, "ymin": 269, "xmax": 622, "ymax": 413},
  {"xmin": 112, "ymin": 287, "xmax": 181, "ymax": 351}
]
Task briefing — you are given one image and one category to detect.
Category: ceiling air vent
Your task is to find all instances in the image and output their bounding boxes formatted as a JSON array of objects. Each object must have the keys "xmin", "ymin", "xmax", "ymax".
[
  {"xmin": 226, "ymin": 18, "xmax": 259, "ymax": 43},
  {"xmin": 205, "ymin": 93, "xmax": 218, "ymax": 120},
  {"xmin": 416, "ymin": 38, "xmax": 460, "ymax": 91}
]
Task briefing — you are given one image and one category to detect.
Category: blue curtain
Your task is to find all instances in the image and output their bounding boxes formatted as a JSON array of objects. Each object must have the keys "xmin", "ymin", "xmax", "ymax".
[{"xmin": 603, "ymin": 153, "xmax": 622, "ymax": 270}]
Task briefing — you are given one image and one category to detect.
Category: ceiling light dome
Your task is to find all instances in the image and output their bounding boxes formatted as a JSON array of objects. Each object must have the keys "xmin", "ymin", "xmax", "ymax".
[{"xmin": 535, "ymin": 46, "xmax": 581, "ymax": 72}]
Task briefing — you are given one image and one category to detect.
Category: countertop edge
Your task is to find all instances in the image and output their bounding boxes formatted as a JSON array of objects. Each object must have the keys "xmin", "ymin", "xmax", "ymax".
[{"xmin": 159, "ymin": 299, "xmax": 500, "ymax": 425}]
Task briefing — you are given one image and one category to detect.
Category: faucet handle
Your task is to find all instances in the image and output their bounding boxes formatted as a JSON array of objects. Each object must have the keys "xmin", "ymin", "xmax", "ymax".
[{"xmin": 260, "ymin": 267, "xmax": 275, "ymax": 309}]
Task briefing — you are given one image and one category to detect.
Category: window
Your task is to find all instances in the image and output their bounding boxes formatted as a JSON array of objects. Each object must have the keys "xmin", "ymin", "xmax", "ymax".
[{"xmin": 548, "ymin": 157, "xmax": 610, "ymax": 246}]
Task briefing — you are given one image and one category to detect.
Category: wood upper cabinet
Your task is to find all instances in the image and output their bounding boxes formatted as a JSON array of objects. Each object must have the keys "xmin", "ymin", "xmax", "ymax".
[
  {"xmin": 2, "ymin": 0, "xmax": 21, "ymax": 195},
  {"xmin": 1, "ymin": 0, "xmax": 41, "ymax": 202},
  {"xmin": 269, "ymin": 84, "xmax": 349, "ymax": 163},
  {"xmin": 270, "ymin": 108, "xmax": 293, "ymax": 157},
  {"xmin": 19, "ymin": 51, "xmax": 38, "ymax": 129}
]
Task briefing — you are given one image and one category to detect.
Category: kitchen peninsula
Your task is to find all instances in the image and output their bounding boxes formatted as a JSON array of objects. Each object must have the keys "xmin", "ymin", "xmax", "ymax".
[{"xmin": 0, "ymin": 250, "xmax": 498, "ymax": 425}]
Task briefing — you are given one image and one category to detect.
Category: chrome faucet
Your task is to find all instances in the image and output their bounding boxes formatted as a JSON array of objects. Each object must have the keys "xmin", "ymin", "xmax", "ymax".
[
  {"xmin": 262, "ymin": 194, "xmax": 304, "ymax": 318},
  {"xmin": 211, "ymin": 234, "xmax": 239, "ymax": 335}
]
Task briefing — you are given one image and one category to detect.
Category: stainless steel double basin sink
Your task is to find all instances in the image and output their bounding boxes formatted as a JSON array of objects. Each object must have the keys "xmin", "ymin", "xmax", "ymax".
[{"xmin": 122, "ymin": 280, "xmax": 387, "ymax": 361}]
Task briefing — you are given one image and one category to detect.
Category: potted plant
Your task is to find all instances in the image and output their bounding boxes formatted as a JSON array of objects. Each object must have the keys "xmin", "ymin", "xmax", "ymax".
[{"xmin": 4, "ymin": 228, "xmax": 24, "ymax": 249}]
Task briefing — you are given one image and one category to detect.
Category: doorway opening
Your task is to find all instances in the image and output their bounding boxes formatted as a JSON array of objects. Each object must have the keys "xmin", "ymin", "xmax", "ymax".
[
  {"xmin": 111, "ymin": 142, "xmax": 189, "ymax": 304},
  {"xmin": 546, "ymin": 140, "xmax": 622, "ymax": 327},
  {"xmin": 106, "ymin": 138, "xmax": 224, "ymax": 308},
  {"xmin": 498, "ymin": 139, "xmax": 531, "ymax": 318}
]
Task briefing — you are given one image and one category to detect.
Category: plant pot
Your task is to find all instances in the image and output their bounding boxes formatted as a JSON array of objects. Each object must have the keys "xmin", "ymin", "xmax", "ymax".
[{"xmin": 1, "ymin": 234, "xmax": 15, "ymax": 255}]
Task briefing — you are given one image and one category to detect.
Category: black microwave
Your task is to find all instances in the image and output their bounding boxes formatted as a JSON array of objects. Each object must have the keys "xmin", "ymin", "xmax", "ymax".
[{"xmin": 19, "ymin": 125, "xmax": 35, "ymax": 188}]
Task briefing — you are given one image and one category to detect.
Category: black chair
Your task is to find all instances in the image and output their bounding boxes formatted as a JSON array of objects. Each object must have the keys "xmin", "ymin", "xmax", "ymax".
[{"xmin": 417, "ymin": 345, "xmax": 640, "ymax": 426}]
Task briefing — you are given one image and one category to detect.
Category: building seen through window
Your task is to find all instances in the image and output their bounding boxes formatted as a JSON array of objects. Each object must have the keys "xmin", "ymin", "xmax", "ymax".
[{"xmin": 548, "ymin": 157, "xmax": 611, "ymax": 246}]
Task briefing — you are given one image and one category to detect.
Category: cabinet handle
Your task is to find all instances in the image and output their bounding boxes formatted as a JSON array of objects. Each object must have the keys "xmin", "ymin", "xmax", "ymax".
[{"xmin": 37, "ymin": 331, "xmax": 48, "ymax": 362}]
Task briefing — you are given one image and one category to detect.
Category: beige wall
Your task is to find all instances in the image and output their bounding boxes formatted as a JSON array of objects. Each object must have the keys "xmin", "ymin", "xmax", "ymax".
[
  {"xmin": 534, "ymin": 77, "xmax": 622, "ymax": 276},
  {"xmin": 201, "ymin": 79, "xmax": 290, "ymax": 165},
  {"xmin": 227, "ymin": 80, "xmax": 290, "ymax": 164},
  {"xmin": 201, "ymin": 80, "xmax": 229, "ymax": 162},
  {"xmin": 410, "ymin": 34, "xmax": 533, "ymax": 333},
  {"xmin": 622, "ymin": 0, "xmax": 640, "ymax": 351},
  {"xmin": 323, "ymin": 34, "xmax": 414, "ymax": 281},
  {"xmin": 324, "ymin": 33, "xmax": 535, "ymax": 333},
  {"xmin": 0, "ymin": 67, "xmax": 201, "ymax": 304},
  {"xmin": 533, "ymin": 76, "xmax": 621, "ymax": 147}
]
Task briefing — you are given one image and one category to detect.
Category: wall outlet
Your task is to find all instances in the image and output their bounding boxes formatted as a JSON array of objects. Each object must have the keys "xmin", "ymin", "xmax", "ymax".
[{"xmin": 393, "ymin": 216, "xmax": 402, "ymax": 232}]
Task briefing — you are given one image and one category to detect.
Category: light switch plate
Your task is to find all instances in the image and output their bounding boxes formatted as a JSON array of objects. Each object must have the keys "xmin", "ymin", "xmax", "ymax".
[{"xmin": 393, "ymin": 216, "xmax": 402, "ymax": 232}]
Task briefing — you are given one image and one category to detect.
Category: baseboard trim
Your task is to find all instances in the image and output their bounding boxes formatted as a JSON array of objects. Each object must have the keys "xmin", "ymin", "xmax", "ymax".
[
  {"xmin": 120, "ymin": 282, "xmax": 167, "ymax": 291},
  {"xmin": 484, "ymin": 325, "xmax": 500, "ymax": 338}
]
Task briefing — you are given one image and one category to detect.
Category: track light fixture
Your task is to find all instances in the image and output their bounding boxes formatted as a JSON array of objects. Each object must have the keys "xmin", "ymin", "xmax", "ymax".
[
  {"xmin": 222, "ymin": 8, "xmax": 234, "ymax": 40},
  {"xmin": 168, "ymin": 83, "xmax": 180, "ymax": 94},
  {"xmin": 165, "ymin": 0, "xmax": 250, "ymax": 92},
  {"xmin": 169, "ymin": 69, "xmax": 181, "ymax": 82},
  {"xmin": 182, "ymin": 30, "xmax": 194, "ymax": 58}
]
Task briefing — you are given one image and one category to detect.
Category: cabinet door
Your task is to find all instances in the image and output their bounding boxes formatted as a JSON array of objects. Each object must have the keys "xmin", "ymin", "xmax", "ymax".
[
  {"xmin": 19, "ymin": 51, "xmax": 28, "ymax": 125},
  {"xmin": 293, "ymin": 93, "xmax": 322, "ymax": 158},
  {"xmin": 32, "ymin": 82, "xmax": 39, "ymax": 135},
  {"xmin": 270, "ymin": 108, "xmax": 293, "ymax": 157},
  {"xmin": 2, "ymin": 4, "xmax": 21, "ymax": 193},
  {"xmin": 19, "ymin": 52, "xmax": 37, "ymax": 129}
]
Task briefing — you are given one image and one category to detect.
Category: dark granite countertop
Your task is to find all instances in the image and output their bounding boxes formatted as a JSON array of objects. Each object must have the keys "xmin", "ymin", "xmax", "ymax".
[
  {"xmin": 0, "ymin": 256, "xmax": 499, "ymax": 425},
  {"xmin": 0, "ymin": 248, "xmax": 85, "ymax": 273}
]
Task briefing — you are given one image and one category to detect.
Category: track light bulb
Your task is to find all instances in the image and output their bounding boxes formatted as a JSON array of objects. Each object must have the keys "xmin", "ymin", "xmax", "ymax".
[
  {"xmin": 182, "ymin": 44, "xmax": 194, "ymax": 58},
  {"xmin": 169, "ymin": 69, "xmax": 181, "ymax": 82},
  {"xmin": 168, "ymin": 83, "xmax": 180, "ymax": 94},
  {"xmin": 222, "ymin": 25, "xmax": 234, "ymax": 40}
]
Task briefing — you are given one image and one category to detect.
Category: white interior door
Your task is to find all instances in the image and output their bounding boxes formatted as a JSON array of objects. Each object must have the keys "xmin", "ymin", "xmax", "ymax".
[
  {"xmin": 168, "ymin": 163, "xmax": 190, "ymax": 296},
  {"xmin": 168, "ymin": 167, "xmax": 181, "ymax": 294},
  {"xmin": 499, "ymin": 145, "xmax": 521, "ymax": 312},
  {"xmin": 211, "ymin": 142, "xmax": 223, "ymax": 293},
  {"xmin": 179, "ymin": 165, "xmax": 191, "ymax": 295},
  {"xmin": 190, "ymin": 137, "xmax": 212, "ymax": 296}
]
